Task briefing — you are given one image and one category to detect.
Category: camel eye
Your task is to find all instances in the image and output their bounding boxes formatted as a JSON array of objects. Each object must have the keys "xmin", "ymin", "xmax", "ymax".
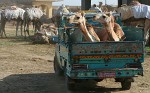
[
  {"xmin": 76, "ymin": 17, "xmax": 80, "ymax": 19},
  {"xmin": 102, "ymin": 16, "xmax": 106, "ymax": 18}
]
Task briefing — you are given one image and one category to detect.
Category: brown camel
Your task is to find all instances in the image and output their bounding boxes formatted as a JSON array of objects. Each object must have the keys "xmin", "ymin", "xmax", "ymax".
[
  {"xmin": 93, "ymin": 13, "xmax": 125, "ymax": 41},
  {"xmin": 68, "ymin": 12, "xmax": 100, "ymax": 42}
]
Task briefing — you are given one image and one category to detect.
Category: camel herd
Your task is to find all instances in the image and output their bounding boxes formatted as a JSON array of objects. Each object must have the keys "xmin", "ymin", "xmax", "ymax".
[
  {"xmin": 0, "ymin": 6, "xmax": 45, "ymax": 37},
  {"xmin": 0, "ymin": 1, "xmax": 150, "ymax": 44}
]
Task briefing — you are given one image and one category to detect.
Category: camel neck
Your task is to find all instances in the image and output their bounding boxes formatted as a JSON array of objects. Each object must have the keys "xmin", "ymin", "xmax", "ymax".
[{"xmin": 103, "ymin": 22, "xmax": 114, "ymax": 31}]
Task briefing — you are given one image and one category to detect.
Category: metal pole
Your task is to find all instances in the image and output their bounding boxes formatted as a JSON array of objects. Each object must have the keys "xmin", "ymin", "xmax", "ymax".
[
  {"xmin": 118, "ymin": 0, "xmax": 122, "ymax": 7},
  {"xmin": 81, "ymin": 0, "xmax": 91, "ymax": 10}
]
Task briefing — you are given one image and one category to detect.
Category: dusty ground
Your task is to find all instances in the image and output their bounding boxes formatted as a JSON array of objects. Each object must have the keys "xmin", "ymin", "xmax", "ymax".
[{"xmin": 0, "ymin": 23, "xmax": 150, "ymax": 93}]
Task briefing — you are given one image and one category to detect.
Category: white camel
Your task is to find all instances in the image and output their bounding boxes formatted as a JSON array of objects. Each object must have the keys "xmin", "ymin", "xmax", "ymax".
[
  {"xmin": 117, "ymin": 3, "xmax": 150, "ymax": 44},
  {"xmin": 0, "ymin": 6, "xmax": 25, "ymax": 37},
  {"xmin": 52, "ymin": 5, "xmax": 70, "ymax": 27},
  {"xmin": 23, "ymin": 7, "xmax": 43, "ymax": 37}
]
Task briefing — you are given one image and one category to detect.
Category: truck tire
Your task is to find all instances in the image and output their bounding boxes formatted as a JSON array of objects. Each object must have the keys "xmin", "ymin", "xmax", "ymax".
[
  {"xmin": 54, "ymin": 56, "xmax": 64, "ymax": 76},
  {"xmin": 121, "ymin": 81, "xmax": 131, "ymax": 90},
  {"xmin": 65, "ymin": 75, "xmax": 76, "ymax": 90}
]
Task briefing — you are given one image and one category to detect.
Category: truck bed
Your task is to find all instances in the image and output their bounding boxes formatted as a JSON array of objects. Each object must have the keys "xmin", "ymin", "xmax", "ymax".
[{"xmin": 71, "ymin": 41, "xmax": 144, "ymax": 58}]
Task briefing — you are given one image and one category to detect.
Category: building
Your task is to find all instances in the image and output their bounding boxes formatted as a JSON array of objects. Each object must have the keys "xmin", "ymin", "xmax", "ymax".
[
  {"xmin": 81, "ymin": 0, "xmax": 91, "ymax": 10},
  {"xmin": 31, "ymin": 0, "xmax": 62, "ymax": 18}
]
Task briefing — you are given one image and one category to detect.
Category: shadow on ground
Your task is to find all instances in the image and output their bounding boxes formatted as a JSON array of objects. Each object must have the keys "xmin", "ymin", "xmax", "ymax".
[
  {"xmin": 9, "ymin": 36, "xmax": 33, "ymax": 43},
  {"xmin": 6, "ymin": 36, "xmax": 53, "ymax": 45},
  {"xmin": 0, "ymin": 73, "xmax": 125, "ymax": 93},
  {"xmin": 0, "ymin": 36, "xmax": 33, "ymax": 44}
]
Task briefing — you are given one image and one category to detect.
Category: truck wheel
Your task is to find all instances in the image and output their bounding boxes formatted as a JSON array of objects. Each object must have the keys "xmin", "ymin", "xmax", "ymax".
[
  {"xmin": 54, "ymin": 56, "xmax": 64, "ymax": 76},
  {"xmin": 66, "ymin": 75, "xmax": 76, "ymax": 90},
  {"xmin": 121, "ymin": 81, "xmax": 131, "ymax": 90}
]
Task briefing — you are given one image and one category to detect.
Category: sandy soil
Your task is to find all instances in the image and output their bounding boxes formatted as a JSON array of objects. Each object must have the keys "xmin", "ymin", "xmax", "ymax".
[{"xmin": 0, "ymin": 24, "xmax": 150, "ymax": 93}]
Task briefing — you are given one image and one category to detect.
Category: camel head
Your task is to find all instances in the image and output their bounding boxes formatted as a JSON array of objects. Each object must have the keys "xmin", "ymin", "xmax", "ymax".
[
  {"xmin": 93, "ymin": 12, "xmax": 116, "ymax": 28},
  {"xmin": 68, "ymin": 12, "xmax": 86, "ymax": 25},
  {"xmin": 56, "ymin": 4, "xmax": 69, "ymax": 15},
  {"xmin": 93, "ymin": 13, "xmax": 112, "ymax": 24},
  {"xmin": 116, "ymin": 6, "xmax": 133, "ymax": 20}
]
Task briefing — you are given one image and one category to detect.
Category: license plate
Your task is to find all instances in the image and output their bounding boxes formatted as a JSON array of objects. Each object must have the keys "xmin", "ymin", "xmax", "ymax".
[{"xmin": 98, "ymin": 72, "xmax": 116, "ymax": 78}]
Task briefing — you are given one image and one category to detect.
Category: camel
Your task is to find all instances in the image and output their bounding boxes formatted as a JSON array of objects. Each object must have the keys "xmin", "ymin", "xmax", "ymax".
[
  {"xmin": 93, "ymin": 13, "xmax": 125, "ymax": 41},
  {"xmin": 52, "ymin": 5, "xmax": 70, "ymax": 27},
  {"xmin": 116, "ymin": 3, "xmax": 150, "ymax": 44},
  {"xmin": 99, "ymin": 2, "xmax": 116, "ymax": 12},
  {"xmin": 55, "ymin": 4, "xmax": 69, "ymax": 15},
  {"xmin": 0, "ymin": 6, "xmax": 25, "ymax": 37},
  {"xmin": 41, "ymin": 23, "xmax": 58, "ymax": 37},
  {"xmin": 68, "ymin": 12, "xmax": 100, "ymax": 42},
  {"xmin": 23, "ymin": 7, "xmax": 43, "ymax": 38},
  {"xmin": 32, "ymin": 23, "xmax": 58, "ymax": 44}
]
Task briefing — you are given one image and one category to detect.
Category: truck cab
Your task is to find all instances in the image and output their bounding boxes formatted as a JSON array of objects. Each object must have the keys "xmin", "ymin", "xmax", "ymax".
[{"xmin": 53, "ymin": 12, "xmax": 145, "ymax": 90}]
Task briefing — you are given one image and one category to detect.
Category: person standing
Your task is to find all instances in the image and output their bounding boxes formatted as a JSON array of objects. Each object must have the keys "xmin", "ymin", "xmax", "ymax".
[{"xmin": 89, "ymin": 4, "xmax": 102, "ymax": 12}]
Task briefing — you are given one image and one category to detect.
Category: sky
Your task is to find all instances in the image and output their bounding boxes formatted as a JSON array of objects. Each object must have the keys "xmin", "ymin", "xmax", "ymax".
[{"xmin": 53, "ymin": 0, "xmax": 118, "ymax": 6}]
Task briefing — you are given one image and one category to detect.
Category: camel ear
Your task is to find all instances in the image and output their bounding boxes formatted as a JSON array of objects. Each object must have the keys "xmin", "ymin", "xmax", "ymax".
[
  {"xmin": 105, "ymin": 11, "xmax": 113, "ymax": 17},
  {"xmin": 106, "ymin": 12, "xmax": 111, "ymax": 17},
  {"xmin": 109, "ymin": 11, "xmax": 113, "ymax": 15},
  {"xmin": 81, "ymin": 12, "xmax": 85, "ymax": 17}
]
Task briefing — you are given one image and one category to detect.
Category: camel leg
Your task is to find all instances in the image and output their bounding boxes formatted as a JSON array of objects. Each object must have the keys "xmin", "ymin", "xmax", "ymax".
[
  {"xmin": 32, "ymin": 21, "xmax": 35, "ymax": 31},
  {"xmin": 1, "ymin": 14, "xmax": 7, "ymax": 37},
  {"xmin": 24, "ymin": 19, "xmax": 27, "ymax": 38},
  {"xmin": 34, "ymin": 20, "xmax": 41, "ymax": 33},
  {"xmin": 36, "ymin": 20, "xmax": 42, "ymax": 33},
  {"xmin": 105, "ymin": 26, "xmax": 120, "ymax": 41},
  {"xmin": 144, "ymin": 19, "xmax": 150, "ymax": 39},
  {"xmin": 0, "ymin": 25, "xmax": 2, "ymax": 37},
  {"xmin": 1, "ymin": 20, "xmax": 7, "ymax": 37},
  {"xmin": 144, "ymin": 19, "xmax": 150, "ymax": 45},
  {"xmin": 87, "ymin": 26, "xmax": 100, "ymax": 41},
  {"xmin": 79, "ymin": 23, "xmax": 94, "ymax": 42},
  {"xmin": 16, "ymin": 19, "xmax": 19, "ymax": 36},
  {"xmin": 20, "ymin": 20, "xmax": 24, "ymax": 36},
  {"xmin": 3, "ymin": 22, "xmax": 7, "ymax": 38},
  {"xmin": 26, "ymin": 20, "xmax": 30, "ymax": 36},
  {"xmin": 114, "ymin": 23, "xmax": 125, "ymax": 40},
  {"xmin": 107, "ymin": 29, "xmax": 120, "ymax": 41},
  {"xmin": 34, "ymin": 20, "xmax": 37, "ymax": 33},
  {"xmin": 0, "ymin": 23, "xmax": 2, "ymax": 37}
]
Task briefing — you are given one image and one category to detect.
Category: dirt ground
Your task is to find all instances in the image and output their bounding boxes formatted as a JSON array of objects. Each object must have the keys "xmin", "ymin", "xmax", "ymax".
[{"xmin": 0, "ymin": 23, "xmax": 150, "ymax": 93}]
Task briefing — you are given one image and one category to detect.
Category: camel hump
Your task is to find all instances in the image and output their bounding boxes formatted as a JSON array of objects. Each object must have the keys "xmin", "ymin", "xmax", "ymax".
[{"xmin": 10, "ymin": 6, "xmax": 17, "ymax": 10}]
